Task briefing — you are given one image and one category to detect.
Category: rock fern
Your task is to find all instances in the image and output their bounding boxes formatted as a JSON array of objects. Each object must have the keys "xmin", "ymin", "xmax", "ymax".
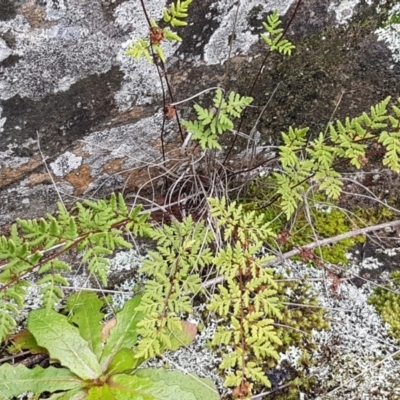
[
  {"xmin": 261, "ymin": 10, "xmax": 295, "ymax": 55},
  {"xmin": 126, "ymin": 0, "xmax": 192, "ymax": 63},
  {"xmin": 273, "ymin": 97, "xmax": 400, "ymax": 219},
  {"xmin": 0, "ymin": 194, "xmax": 150, "ymax": 340},
  {"xmin": 182, "ymin": 89, "xmax": 253, "ymax": 150},
  {"xmin": 135, "ymin": 216, "xmax": 213, "ymax": 359},
  {"xmin": 208, "ymin": 197, "xmax": 282, "ymax": 393}
]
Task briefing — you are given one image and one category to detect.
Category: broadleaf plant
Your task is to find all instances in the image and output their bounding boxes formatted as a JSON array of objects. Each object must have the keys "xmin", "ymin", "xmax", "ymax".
[{"xmin": 1, "ymin": 292, "xmax": 219, "ymax": 400}]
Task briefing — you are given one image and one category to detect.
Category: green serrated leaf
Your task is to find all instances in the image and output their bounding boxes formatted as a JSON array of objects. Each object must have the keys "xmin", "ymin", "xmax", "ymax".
[
  {"xmin": 105, "ymin": 348, "xmax": 137, "ymax": 376},
  {"xmin": 100, "ymin": 296, "xmax": 144, "ymax": 370},
  {"xmin": 28, "ymin": 309, "xmax": 102, "ymax": 380},
  {"xmin": 0, "ymin": 364, "xmax": 81, "ymax": 398},
  {"xmin": 66, "ymin": 292, "xmax": 104, "ymax": 359},
  {"xmin": 110, "ymin": 369, "xmax": 219, "ymax": 400}
]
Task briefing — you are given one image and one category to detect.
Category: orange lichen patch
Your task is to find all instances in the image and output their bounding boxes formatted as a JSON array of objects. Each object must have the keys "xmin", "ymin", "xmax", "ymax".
[
  {"xmin": 28, "ymin": 173, "xmax": 54, "ymax": 186},
  {"xmin": 0, "ymin": 158, "xmax": 43, "ymax": 189},
  {"xmin": 64, "ymin": 164, "xmax": 92, "ymax": 195},
  {"xmin": 103, "ymin": 157, "xmax": 127, "ymax": 174}
]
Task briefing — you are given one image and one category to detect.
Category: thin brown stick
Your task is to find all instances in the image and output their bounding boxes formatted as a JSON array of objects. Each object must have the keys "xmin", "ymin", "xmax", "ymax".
[
  {"xmin": 222, "ymin": 0, "xmax": 304, "ymax": 167},
  {"xmin": 202, "ymin": 218, "xmax": 400, "ymax": 289},
  {"xmin": 264, "ymin": 218, "xmax": 400, "ymax": 267},
  {"xmin": 250, "ymin": 383, "xmax": 292, "ymax": 399}
]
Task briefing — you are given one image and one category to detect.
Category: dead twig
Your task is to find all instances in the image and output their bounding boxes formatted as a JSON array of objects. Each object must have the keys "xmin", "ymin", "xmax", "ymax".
[{"xmin": 202, "ymin": 218, "xmax": 400, "ymax": 289}]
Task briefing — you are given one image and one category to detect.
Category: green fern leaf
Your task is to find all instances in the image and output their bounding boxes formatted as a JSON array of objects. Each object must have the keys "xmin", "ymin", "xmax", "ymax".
[
  {"xmin": 219, "ymin": 351, "xmax": 240, "ymax": 369},
  {"xmin": 126, "ymin": 38, "xmax": 152, "ymax": 63},
  {"xmin": 245, "ymin": 363, "xmax": 272, "ymax": 387},
  {"xmin": 261, "ymin": 10, "xmax": 295, "ymax": 55},
  {"xmin": 163, "ymin": 27, "xmax": 182, "ymax": 42}
]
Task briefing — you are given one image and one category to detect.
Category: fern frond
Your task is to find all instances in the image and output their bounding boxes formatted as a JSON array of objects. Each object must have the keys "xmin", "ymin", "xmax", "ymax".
[
  {"xmin": 261, "ymin": 10, "xmax": 295, "ymax": 55},
  {"xmin": 183, "ymin": 90, "xmax": 253, "ymax": 150},
  {"xmin": 272, "ymin": 173, "xmax": 303, "ymax": 219},
  {"xmin": 0, "ymin": 305, "xmax": 18, "ymax": 341},
  {"xmin": 135, "ymin": 336, "xmax": 161, "ymax": 360},
  {"xmin": 38, "ymin": 273, "xmax": 68, "ymax": 312},
  {"xmin": 163, "ymin": 0, "xmax": 192, "ymax": 27},
  {"xmin": 126, "ymin": 38, "xmax": 152, "ymax": 63},
  {"xmin": 245, "ymin": 363, "xmax": 272, "ymax": 387},
  {"xmin": 379, "ymin": 131, "xmax": 400, "ymax": 172}
]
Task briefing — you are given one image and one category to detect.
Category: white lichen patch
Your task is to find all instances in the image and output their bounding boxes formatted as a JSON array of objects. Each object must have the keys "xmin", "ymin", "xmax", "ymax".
[
  {"xmin": 328, "ymin": 0, "xmax": 378, "ymax": 25},
  {"xmin": 0, "ymin": 142, "xmax": 34, "ymax": 169},
  {"xmin": 203, "ymin": 0, "xmax": 296, "ymax": 65},
  {"xmin": 377, "ymin": 246, "xmax": 400, "ymax": 257},
  {"xmin": 109, "ymin": 249, "xmax": 149, "ymax": 310},
  {"xmin": 0, "ymin": 37, "xmax": 11, "ymax": 63},
  {"xmin": 281, "ymin": 260, "xmax": 400, "ymax": 399},
  {"xmin": 82, "ymin": 111, "xmax": 166, "ymax": 174},
  {"xmin": 375, "ymin": 3, "xmax": 400, "ymax": 63},
  {"xmin": 329, "ymin": 0, "xmax": 361, "ymax": 25},
  {"xmin": 0, "ymin": 105, "xmax": 6, "ymax": 134},
  {"xmin": 45, "ymin": 0, "xmax": 67, "ymax": 21},
  {"xmin": 0, "ymin": 0, "xmax": 117, "ymax": 101},
  {"xmin": 49, "ymin": 151, "xmax": 83, "ymax": 177}
]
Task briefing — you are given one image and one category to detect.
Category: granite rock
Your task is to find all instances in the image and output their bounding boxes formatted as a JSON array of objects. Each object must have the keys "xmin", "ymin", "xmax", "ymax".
[{"xmin": 0, "ymin": 0, "xmax": 399, "ymax": 227}]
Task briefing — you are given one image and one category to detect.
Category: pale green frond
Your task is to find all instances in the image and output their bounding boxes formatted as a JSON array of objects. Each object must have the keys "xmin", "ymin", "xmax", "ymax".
[{"xmin": 126, "ymin": 38, "xmax": 152, "ymax": 63}]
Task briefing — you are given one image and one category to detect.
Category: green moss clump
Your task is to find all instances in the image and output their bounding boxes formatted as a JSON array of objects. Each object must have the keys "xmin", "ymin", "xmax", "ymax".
[
  {"xmin": 354, "ymin": 204, "xmax": 394, "ymax": 226},
  {"xmin": 369, "ymin": 271, "xmax": 400, "ymax": 342},
  {"xmin": 245, "ymin": 179, "xmax": 365, "ymax": 265},
  {"xmin": 306, "ymin": 207, "xmax": 365, "ymax": 264},
  {"xmin": 277, "ymin": 274, "xmax": 329, "ymax": 346},
  {"xmin": 257, "ymin": 276, "xmax": 328, "ymax": 399}
]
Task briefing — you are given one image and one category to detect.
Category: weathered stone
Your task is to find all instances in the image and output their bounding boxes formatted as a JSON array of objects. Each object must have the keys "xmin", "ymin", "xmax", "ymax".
[{"xmin": 0, "ymin": 0, "xmax": 399, "ymax": 228}]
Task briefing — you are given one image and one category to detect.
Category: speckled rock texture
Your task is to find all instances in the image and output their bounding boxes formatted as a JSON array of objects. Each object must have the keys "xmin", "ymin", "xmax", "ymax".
[{"xmin": 0, "ymin": 0, "xmax": 399, "ymax": 227}]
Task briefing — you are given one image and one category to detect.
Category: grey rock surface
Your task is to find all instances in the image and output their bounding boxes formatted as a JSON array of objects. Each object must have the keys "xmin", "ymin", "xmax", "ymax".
[
  {"xmin": 2, "ymin": 2, "xmax": 400, "ymax": 398},
  {"xmin": 0, "ymin": 0, "xmax": 399, "ymax": 227}
]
